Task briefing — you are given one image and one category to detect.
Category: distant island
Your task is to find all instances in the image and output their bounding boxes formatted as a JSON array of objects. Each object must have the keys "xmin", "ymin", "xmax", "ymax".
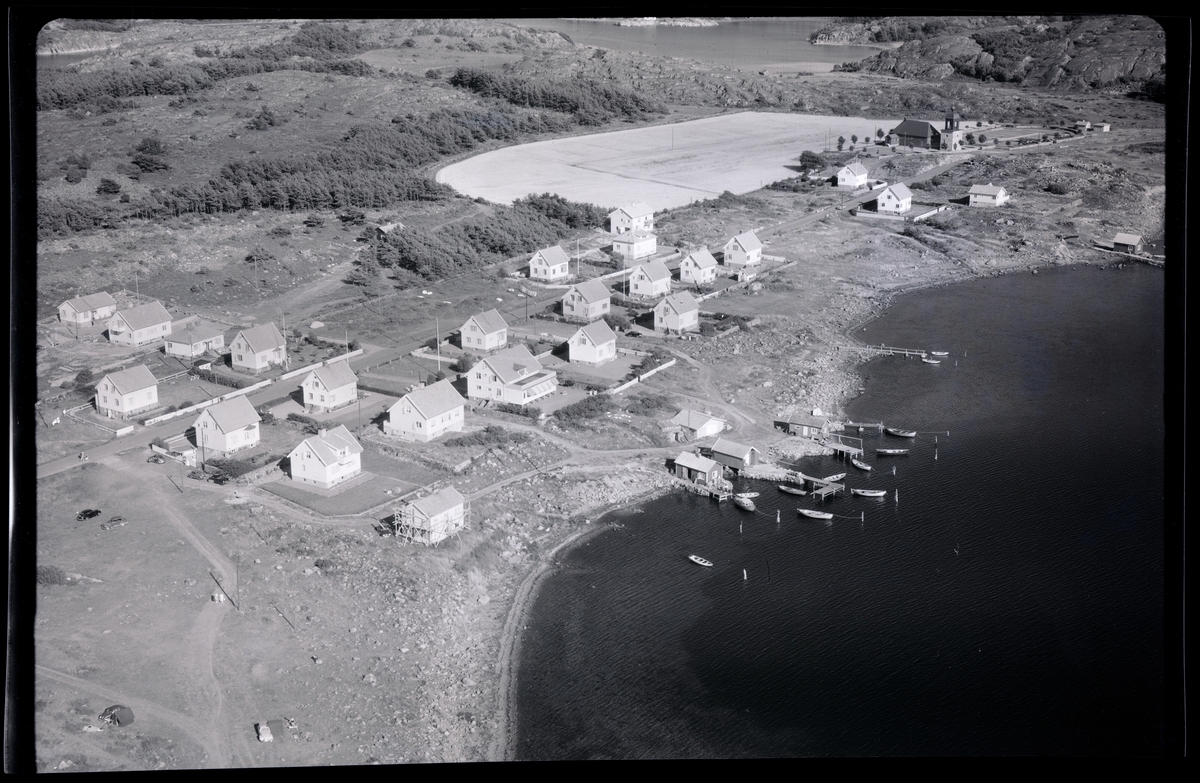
[{"xmin": 591, "ymin": 18, "xmax": 722, "ymax": 27}]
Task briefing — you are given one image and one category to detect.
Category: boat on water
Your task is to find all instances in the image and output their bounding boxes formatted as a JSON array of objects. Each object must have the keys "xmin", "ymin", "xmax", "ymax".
[
  {"xmin": 851, "ymin": 488, "xmax": 888, "ymax": 497},
  {"xmin": 877, "ymin": 448, "xmax": 910, "ymax": 455},
  {"xmin": 922, "ymin": 358, "xmax": 941, "ymax": 364},
  {"xmin": 821, "ymin": 473, "xmax": 847, "ymax": 483},
  {"xmin": 733, "ymin": 496, "xmax": 756, "ymax": 511},
  {"xmin": 930, "ymin": 351, "xmax": 949, "ymax": 356},
  {"xmin": 851, "ymin": 458, "xmax": 872, "ymax": 471},
  {"xmin": 797, "ymin": 508, "xmax": 834, "ymax": 520},
  {"xmin": 735, "ymin": 492, "xmax": 759, "ymax": 498},
  {"xmin": 688, "ymin": 555, "xmax": 713, "ymax": 567},
  {"xmin": 885, "ymin": 427, "xmax": 917, "ymax": 437},
  {"xmin": 778, "ymin": 485, "xmax": 807, "ymax": 496}
]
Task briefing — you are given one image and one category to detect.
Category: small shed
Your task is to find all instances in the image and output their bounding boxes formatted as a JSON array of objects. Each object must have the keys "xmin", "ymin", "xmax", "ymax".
[
  {"xmin": 674, "ymin": 451, "xmax": 723, "ymax": 486},
  {"xmin": 709, "ymin": 437, "xmax": 760, "ymax": 471},
  {"xmin": 1113, "ymin": 233, "xmax": 1144, "ymax": 254},
  {"xmin": 775, "ymin": 412, "xmax": 829, "ymax": 438}
]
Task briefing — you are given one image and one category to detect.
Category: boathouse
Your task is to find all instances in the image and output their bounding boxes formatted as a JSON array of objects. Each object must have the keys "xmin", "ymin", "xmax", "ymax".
[
  {"xmin": 709, "ymin": 437, "xmax": 760, "ymax": 471},
  {"xmin": 673, "ymin": 451, "xmax": 723, "ymax": 486},
  {"xmin": 775, "ymin": 412, "xmax": 829, "ymax": 438},
  {"xmin": 1113, "ymin": 232, "xmax": 1144, "ymax": 254}
]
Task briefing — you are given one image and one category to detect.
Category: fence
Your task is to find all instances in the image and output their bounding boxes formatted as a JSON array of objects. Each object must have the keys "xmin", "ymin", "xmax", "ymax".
[
  {"xmin": 277, "ymin": 349, "xmax": 363, "ymax": 382},
  {"xmin": 606, "ymin": 358, "xmax": 677, "ymax": 396},
  {"xmin": 141, "ymin": 378, "xmax": 273, "ymax": 426}
]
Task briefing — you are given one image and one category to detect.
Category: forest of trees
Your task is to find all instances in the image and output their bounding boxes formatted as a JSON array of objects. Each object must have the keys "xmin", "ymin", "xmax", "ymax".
[{"xmin": 449, "ymin": 67, "xmax": 666, "ymax": 125}]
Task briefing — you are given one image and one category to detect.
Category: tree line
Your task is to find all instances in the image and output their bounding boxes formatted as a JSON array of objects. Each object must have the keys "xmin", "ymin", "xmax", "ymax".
[{"xmin": 448, "ymin": 67, "xmax": 666, "ymax": 125}]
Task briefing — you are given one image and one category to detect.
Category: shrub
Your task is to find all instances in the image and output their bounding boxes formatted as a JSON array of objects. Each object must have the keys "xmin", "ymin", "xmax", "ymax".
[
  {"xmin": 444, "ymin": 425, "xmax": 530, "ymax": 447},
  {"xmin": 1046, "ymin": 181, "xmax": 1070, "ymax": 195},
  {"xmin": 150, "ymin": 436, "xmax": 168, "ymax": 449},
  {"xmin": 96, "ymin": 178, "xmax": 121, "ymax": 195},
  {"xmin": 555, "ymin": 394, "xmax": 615, "ymax": 424},
  {"xmin": 36, "ymin": 565, "xmax": 69, "ymax": 586},
  {"xmin": 494, "ymin": 402, "xmax": 540, "ymax": 419},
  {"xmin": 450, "ymin": 353, "xmax": 477, "ymax": 373}
]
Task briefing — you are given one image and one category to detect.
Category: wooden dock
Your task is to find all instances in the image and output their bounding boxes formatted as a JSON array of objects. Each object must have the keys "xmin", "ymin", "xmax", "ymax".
[
  {"xmin": 856, "ymin": 344, "xmax": 928, "ymax": 359},
  {"xmin": 810, "ymin": 479, "xmax": 845, "ymax": 501},
  {"xmin": 673, "ymin": 476, "xmax": 731, "ymax": 501}
]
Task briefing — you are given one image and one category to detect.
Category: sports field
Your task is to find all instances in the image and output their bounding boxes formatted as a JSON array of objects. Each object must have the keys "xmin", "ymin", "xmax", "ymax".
[{"xmin": 435, "ymin": 111, "xmax": 899, "ymax": 210}]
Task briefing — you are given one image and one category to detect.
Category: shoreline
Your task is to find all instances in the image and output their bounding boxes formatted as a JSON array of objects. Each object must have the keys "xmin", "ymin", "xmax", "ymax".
[{"xmin": 488, "ymin": 485, "xmax": 675, "ymax": 762}]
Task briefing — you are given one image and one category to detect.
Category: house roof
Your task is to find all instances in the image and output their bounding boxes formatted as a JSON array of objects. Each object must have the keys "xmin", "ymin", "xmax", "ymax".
[
  {"xmin": 727, "ymin": 231, "xmax": 763, "ymax": 253},
  {"xmin": 466, "ymin": 308, "xmax": 508, "ymax": 336},
  {"xmin": 969, "ymin": 183, "xmax": 1007, "ymax": 196},
  {"xmin": 308, "ymin": 359, "xmax": 358, "ymax": 390},
  {"xmin": 293, "ymin": 424, "xmax": 362, "ymax": 466},
  {"xmin": 672, "ymin": 409, "xmax": 724, "ymax": 431},
  {"xmin": 612, "ymin": 202, "xmax": 654, "ymax": 219},
  {"xmin": 839, "ymin": 161, "xmax": 869, "ymax": 177},
  {"xmin": 575, "ymin": 319, "xmax": 616, "ymax": 345},
  {"xmin": 114, "ymin": 301, "xmax": 172, "ymax": 331},
  {"xmin": 632, "ymin": 259, "xmax": 671, "ymax": 283},
  {"xmin": 567, "ymin": 279, "xmax": 611, "ymax": 304},
  {"xmin": 408, "ymin": 486, "xmax": 466, "ymax": 519},
  {"xmin": 199, "ymin": 394, "xmax": 260, "ymax": 433},
  {"xmin": 377, "ymin": 221, "xmax": 403, "ymax": 233},
  {"xmin": 657, "ymin": 291, "xmax": 699, "ymax": 315},
  {"xmin": 236, "ymin": 322, "xmax": 286, "ymax": 353},
  {"xmin": 479, "ymin": 344, "xmax": 542, "ymax": 384},
  {"xmin": 890, "ymin": 119, "xmax": 938, "ymax": 137},
  {"xmin": 882, "ymin": 183, "xmax": 913, "ymax": 201},
  {"xmin": 62, "ymin": 291, "xmax": 116, "ymax": 313},
  {"xmin": 784, "ymin": 411, "xmax": 827, "ymax": 427},
  {"xmin": 1113, "ymin": 232, "xmax": 1143, "ymax": 245},
  {"xmin": 711, "ymin": 437, "xmax": 757, "ymax": 460},
  {"xmin": 614, "ymin": 230, "xmax": 656, "ymax": 243},
  {"xmin": 675, "ymin": 451, "xmax": 719, "ymax": 473},
  {"xmin": 394, "ymin": 378, "xmax": 465, "ymax": 419},
  {"xmin": 683, "ymin": 248, "xmax": 717, "ymax": 269},
  {"xmin": 532, "ymin": 246, "xmax": 570, "ymax": 267},
  {"xmin": 101, "ymin": 364, "xmax": 157, "ymax": 395},
  {"xmin": 170, "ymin": 320, "xmax": 226, "ymax": 345}
]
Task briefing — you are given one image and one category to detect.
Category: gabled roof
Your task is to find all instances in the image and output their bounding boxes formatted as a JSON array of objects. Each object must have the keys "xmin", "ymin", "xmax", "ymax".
[
  {"xmin": 611, "ymin": 202, "xmax": 654, "ymax": 219},
  {"xmin": 567, "ymin": 279, "xmax": 611, "ymax": 304},
  {"xmin": 114, "ymin": 301, "xmax": 172, "ymax": 331},
  {"xmin": 531, "ymin": 246, "xmax": 569, "ymax": 267},
  {"xmin": 711, "ymin": 437, "xmax": 757, "ymax": 460},
  {"xmin": 62, "ymin": 291, "xmax": 116, "ymax": 313},
  {"xmin": 632, "ymin": 259, "xmax": 671, "ymax": 283},
  {"xmin": 657, "ymin": 291, "xmax": 699, "ymax": 315},
  {"xmin": 465, "ymin": 308, "xmax": 508, "ymax": 336},
  {"xmin": 408, "ymin": 486, "xmax": 466, "ymax": 518},
  {"xmin": 101, "ymin": 364, "xmax": 157, "ymax": 395},
  {"xmin": 839, "ymin": 161, "xmax": 869, "ymax": 177},
  {"xmin": 478, "ymin": 344, "xmax": 542, "ymax": 384},
  {"xmin": 307, "ymin": 359, "xmax": 358, "ymax": 390},
  {"xmin": 293, "ymin": 425, "xmax": 362, "ymax": 466},
  {"xmin": 198, "ymin": 395, "xmax": 260, "ymax": 433},
  {"xmin": 574, "ymin": 319, "xmax": 616, "ymax": 345},
  {"xmin": 784, "ymin": 411, "xmax": 827, "ymax": 427},
  {"xmin": 672, "ymin": 409, "xmax": 725, "ymax": 431},
  {"xmin": 727, "ymin": 231, "xmax": 762, "ymax": 253},
  {"xmin": 969, "ymin": 183, "xmax": 1007, "ymax": 196},
  {"xmin": 615, "ymin": 230, "xmax": 656, "ymax": 243},
  {"xmin": 1113, "ymin": 232, "xmax": 1143, "ymax": 245},
  {"xmin": 170, "ymin": 320, "xmax": 226, "ymax": 345},
  {"xmin": 393, "ymin": 378, "xmax": 465, "ymax": 419},
  {"xmin": 890, "ymin": 119, "xmax": 938, "ymax": 136},
  {"xmin": 675, "ymin": 451, "xmax": 719, "ymax": 473},
  {"xmin": 881, "ymin": 183, "xmax": 913, "ymax": 201},
  {"xmin": 235, "ymin": 322, "xmax": 286, "ymax": 353},
  {"xmin": 682, "ymin": 248, "xmax": 717, "ymax": 269}
]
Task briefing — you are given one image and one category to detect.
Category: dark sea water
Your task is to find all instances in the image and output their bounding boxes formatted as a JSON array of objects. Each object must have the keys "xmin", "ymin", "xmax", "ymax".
[{"xmin": 515, "ymin": 264, "xmax": 1165, "ymax": 758}]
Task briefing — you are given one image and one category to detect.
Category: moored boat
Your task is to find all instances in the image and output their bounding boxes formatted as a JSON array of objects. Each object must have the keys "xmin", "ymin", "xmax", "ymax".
[
  {"xmin": 885, "ymin": 427, "xmax": 917, "ymax": 437},
  {"xmin": 688, "ymin": 555, "xmax": 713, "ymax": 567},
  {"xmin": 734, "ymin": 496, "xmax": 756, "ymax": 511},
  {"xmin": 851, "ymin": 458, "xmax": 872, "ymax": 471},
  {"xmin": 877, "ymin": 448, "xmax": 910, "ymax": 455},
  {"xmin": 797, "ymin": 508, "xmax": 833, "ymax": 520},
  {"xmin": 735, "ymin": 491, "xmax": 759, "ymax": 498},
  {"xmin": 820, "ymin": 473, "xmax": 846, "ymax": 483},
  {"xmin": 930, "ymin": 351, "xmax": 949, "ymax": 356},
  {"xmin": 851, "ymin": 488, "xmax": 888, "ymax": 497},
  {"xmin": 778, "ymin": 485, "xmax": 807, "ymax": 496},
  {"xmin": 922, "ymin": 358, "xmax": 941, "ymax": 364}
]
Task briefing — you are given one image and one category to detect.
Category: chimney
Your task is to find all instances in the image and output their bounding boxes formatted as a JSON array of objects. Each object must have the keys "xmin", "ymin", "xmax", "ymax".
[{"xmin": 318, "ymin": 428, "xmax": 327, "ymax": 438}]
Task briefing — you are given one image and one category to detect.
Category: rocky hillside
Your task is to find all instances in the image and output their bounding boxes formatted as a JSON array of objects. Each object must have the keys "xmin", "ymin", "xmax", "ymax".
[{"xmin": 828, "ymin": 16, "xmax": 1165, "ymax": 98}]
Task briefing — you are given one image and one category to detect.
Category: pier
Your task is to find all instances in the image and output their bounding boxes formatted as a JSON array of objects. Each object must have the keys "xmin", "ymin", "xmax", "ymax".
[
  {"xmin": 809, "ymin": 477, "xmax": 846, "ymax": 501},
  {"xmin": 672, "ymin": 476, "xmax": 731, "ymax": 501},
  {"xmin": 855, "ymin": 344, "xmax": 928, "ymax": 359}
]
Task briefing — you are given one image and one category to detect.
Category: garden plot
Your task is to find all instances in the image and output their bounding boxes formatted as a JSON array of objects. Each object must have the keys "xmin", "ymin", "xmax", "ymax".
[{"xmin": 436, "ymin": 111, "xmax": 898, "ymax": 210}]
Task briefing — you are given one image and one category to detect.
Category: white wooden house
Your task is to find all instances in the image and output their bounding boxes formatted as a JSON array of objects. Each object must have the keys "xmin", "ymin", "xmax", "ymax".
[
  {"xmin": 722, "ymin": 231, "xmax": 763, "ymax": 271},
  {"xmin": 107, "ymin": 301, "xmax": 172, "ymax": 347},
  {"xmin": 561, "ymin": 279, "xmax": 611, "ymax": 322},
  {"xmin": 58, "ymin": 291, "xmax": 117, "ymax": 325},
  {"xmin": 613, "ymin": 230, "xmax": 657, "ymax": 261},
  {"xmin": 837, "ymin": 161, "xmax": 869, "ymax": 188},
  {"xmin": 876, "ymin": 183, "xmax": 913, "ymax": 214},
  {"xmin": 299, "ymin": 359, "xmax": 358, "ymax": 413},
  {"xmin": 654, "ymin": 291, "xmax": 699, "ymax": 335},
  {"xmin": 529, "ymin": 245, "xmax": 571, "ymax": 281},
  {"xmin": 230, "ymin": 322, "xmax": 287, "ymax": 373},
  {"xmin": 384, "ymin": 378, "xmax": 466, "ymax": 442},
  {"xmin": 609, "ymin": 202, "xmax": 655, "ymax": 235},
  {"xmin": 467, "ymin": 344, "xmax": 557, "ymax": 405},
  {"xmin": 393, "ymin": 486, "xmax": 466, "ymax": 546},
  {"xmin": 679, "ymin": 248, "xmax": 718, "ymax": 286},
  {"xmin": 95, "ymin": 364, "xmax": 158, "ymax": 419},
  {"xmin": 165, "ymin": 320, "xmax": 226, "ymax": 359},
  {"xmin": 567, "ymin": 320, "xmax": 617, "ymax": 366},
  {"xmin": 460, "ymin": 309, "xmax": 508, "ymax": 352},
  {"xmin": 671, "ymin": 410, "xmax": 726, "ymax": 440},
  {"xmin": 287, "ymin": 425, "xmax": 362, "ymax": 489},
  {"xmin": 628, "ymin": 259, "xmax": 672, "ymax": 298},
  {"xmin": 968, "ymin": 183, "xmax": 1010, "ymax": 207},
  {"xmin": 192, "ymin": 395, "xmax": 261, "ymax": 458}
]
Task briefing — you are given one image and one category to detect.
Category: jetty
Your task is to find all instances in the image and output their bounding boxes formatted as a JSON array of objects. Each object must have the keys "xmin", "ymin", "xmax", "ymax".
[
  {"xmin": 672, "ymin": 476, "xmax": 731, "ymax": 501},
  {"xmin": 807, "ymin": 476, "xmax": 846, "ymax": 501},
  {"xmin": 855, "ymin": 344, "xmax": 928, "ymax": 359}
]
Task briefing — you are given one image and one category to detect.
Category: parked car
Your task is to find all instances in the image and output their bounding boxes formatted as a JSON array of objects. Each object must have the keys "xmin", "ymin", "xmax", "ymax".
[
  {"xmin": 187, "ymin": 471, "xmax": 209, "ymax": 482},
  {"xmin": 76, "ymin": 509, "xmax": 101, "ymax": 520},
  {"xmin": 147, "ymin": 454, "xmax": 166, "ymax": 464},
  {"xmin": 211, "ymin": 474, "xmax": 231, "ymax": 485}
]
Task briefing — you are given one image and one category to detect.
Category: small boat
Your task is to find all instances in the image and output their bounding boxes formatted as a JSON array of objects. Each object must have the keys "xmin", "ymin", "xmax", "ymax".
[
  {"xmin": 851, "ymin": 458, "xmax": 872, "ymax": 471},
  {"xmin": 930, "ymin": 351, "xmax": 949, "ymax": 356},
  {"xmin": 688, "ymin": 555, "xmax": 713, "ymax": 567},
  {"xmin": 735, "ymin": 492, "xmax": 760, "ymax": 499},
  {"xmin": 734, "ymin": 496, "xmax": 756, "ymax": 511},
  {"xmin": 922, "ymin": 358, "xmax": 941, "ymax": 364},
  {"xmin": 885, "ymin": 427, "xmax": 917, "ymax": 438},
  {"xmin": 877, "ymin": 448, "xmax": 910, "ymax": 455},
  {"xmin": 778, "ymin": 485, "xmax": 807, "ymax": 496},
  {"xmin": 820, "ymin": 473, "xmax": 846, "ymax": 483},
  {"xmin": 798, "ymin": 508, "xmax": 833, "ymax": 520},
  {"xmin": 851, "ymin": 488, "xmax": 888, "ymax": 497}
]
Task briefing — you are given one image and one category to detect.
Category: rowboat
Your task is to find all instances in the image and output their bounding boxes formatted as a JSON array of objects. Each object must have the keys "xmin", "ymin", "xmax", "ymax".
[
  {"xmin": 735, "ymin": 492, "xmax": 760, "ymax": 499},
  {"xmin": 733, "ymin": 496, "xmax": 756, "ymax": 511},
  {"xmin": 885, "ymin": 427, "xmax": 917, "ymax": 437},
  {"xmin": 877, "ymin": 448, "xmax": 910, "ymax": 455},
  {"xmin": 922, "ymin": 358, "xmax": 941, "ymax": 364},
  {"xmin": 851, "ymin": 459, "xmax": 872, "ymax": 471},
  {"xmin": 688, "ymin": 555, "xmax": 713, "ymax": 567},
  {"xmin": 930, "ymin": 351, "xmax": 949, "ymax": 356},
  {"xmin": 778, "ymin": 485, "xmax": 807, "ymax": 496},
  {"xmin": 797, "ymin": 508, "xmax": 833, "ymax": 520},
  {"xmin": 851, "ymin": 488, "xmax": 888, "ymax": 497},
  {"xmin": 820, "ymin": 473, "xmax": 846, "ymax": 483}
]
